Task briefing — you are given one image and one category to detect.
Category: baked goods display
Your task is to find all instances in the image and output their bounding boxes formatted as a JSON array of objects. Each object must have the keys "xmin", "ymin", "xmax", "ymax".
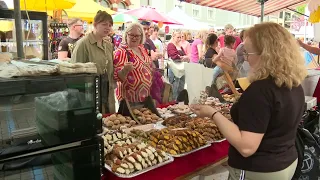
[
  {"xmin": 222, "ymin": 94, "xmax": 241, "ymax": 103},
  {"xmin": 199, "ymin": 91, "xmax": 209, "ymax": 105},
  {"xmin": 210, "ymin": 103, "xmax": 232, "ymax": 120},
  {"xmin": 166, "ymin": 104, "xmax": 192, "ymax": 114},
  {"xmin": 103, "ymin": 114, "xmax": 137, "ymax": 130},
  {"xmin": 162, "ymin": 114, "xmax": 192, "ymax": 128},
  {"xmin": 132, "ymin": 108, "xmax": 163, "ymax": 124},
  {"xmin": 130, "ymin": 128, "xmax": 208, "ymax": 156},
  {"xmin": 103, "ymin": 130, "xmax": 172, "ymax": 176},
  {"xmin": 156, "ymin": 108, "xmax": 175, "ymax": 119},
  {"xmin": 204, "ymin": 97, "xmax": 222, "ymax": 105},
  {"xmin": 105, "ymin": 141, "xmax": 171, "ymax": 175},
  {"xmin": 102, "ymin": 130, "xmax": 137, "ymax": 154},
  {"xmin": 184, "ymin": 118, "xmax": 224, "ymax": 142},
  {"xmin": 162, "ymin": 116, "xmax": 224, "ymax": 142}
]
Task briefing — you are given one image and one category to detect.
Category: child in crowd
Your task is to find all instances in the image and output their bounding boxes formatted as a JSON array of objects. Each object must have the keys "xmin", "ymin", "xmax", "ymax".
[{"xmin": 211, "ymin": 35, "xmax": 236, "ymax": 84}]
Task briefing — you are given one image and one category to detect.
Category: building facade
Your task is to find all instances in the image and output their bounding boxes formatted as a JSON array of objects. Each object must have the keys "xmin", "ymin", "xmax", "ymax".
[{"xmin": 129, "ymin": 0, "xmax": 259, "ymax": 28}]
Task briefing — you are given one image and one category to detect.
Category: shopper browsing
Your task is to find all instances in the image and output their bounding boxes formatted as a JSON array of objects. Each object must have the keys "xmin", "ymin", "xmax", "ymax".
[
  {"xmin": 140, "ymin": 20, "xmax": 162, "ymax": 68},
  {"xmin": 71, "ymin": 11, "xmax": 115, "ymax": 113},
  {"xmin": 58, "ymin": 18, "xmax": 84, "ymax": 59},
  {"xmin": 190, "ymin": 30, "xmax": 208, "ymax": 63},
  {"xmin": 218, "ymin": 24, "xmax": 241, "ymax": 50},
  {"xmin": 191, "ymin": 22, "xmax": 307, "ymax": 180},
  {"xmin": 167, "ymin": 30, "xmax": 189, "ymax": 100},
  {"xmin": 114, "ymin": 22, "xmax": 154, "ymax": 106},
  {"xmin": 211, "ymin": 35, "xmax": 236, "ymax": 84},
  {"xmin": 180, "ymin": 31, "xmax": 191, "ymax": 58},
  {"xmin": 204, "ymin": 33, "xmax": 219, "ymax": 68}
]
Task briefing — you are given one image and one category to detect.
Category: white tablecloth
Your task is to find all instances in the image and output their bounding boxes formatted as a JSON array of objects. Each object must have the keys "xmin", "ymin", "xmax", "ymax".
[{"xmin": 185, "ymin": 63, "xmax": 214, "ymax": 102}]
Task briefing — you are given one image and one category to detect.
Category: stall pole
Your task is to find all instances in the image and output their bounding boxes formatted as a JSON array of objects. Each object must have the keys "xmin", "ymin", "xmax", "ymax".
[
  {"xmin": 13, "ymin": 0, "xmax": 24, "ymax": 59},
  {"xmin": 260, "ymin": 0, "xmax": 265, "ymax": 22}
]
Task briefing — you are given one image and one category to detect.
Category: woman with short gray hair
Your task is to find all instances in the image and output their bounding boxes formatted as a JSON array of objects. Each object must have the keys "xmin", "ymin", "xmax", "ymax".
[{"xmin": 114, "ymin": 22, "xmax": 154, "ymax": 109}]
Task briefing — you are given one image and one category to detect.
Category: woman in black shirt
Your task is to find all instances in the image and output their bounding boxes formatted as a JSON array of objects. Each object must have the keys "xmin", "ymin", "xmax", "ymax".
[
  {"xmin": 204, "ymin": 33, "xmax": 218, "ymax": 68},
  {"xmin": 191, "ymin": 22, "xmax": 307, "ymax": 180}
]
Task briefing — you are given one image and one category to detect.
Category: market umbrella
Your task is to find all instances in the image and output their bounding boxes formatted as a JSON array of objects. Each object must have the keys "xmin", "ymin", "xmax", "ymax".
[
  {"xmin": 47, "ymin": 0, "xmax": 115, "ymax": 23},
  {"xmin": 308, "ymin": 0, "xmax": 320, "ymax": 23},
  {"xmin": 0, "ymin": 21, "xmax": 13, "ymax": 32},
  {"xmin": 124, "ymin": 6, "xmax": 182, "ymax": 25},
  {"xmin": 113, "ymin": 13, "xmax": 137, "ymax": 24},
  {"xmin": 19, "ymin": 0, "xmax": 76, "ymax": 11}
]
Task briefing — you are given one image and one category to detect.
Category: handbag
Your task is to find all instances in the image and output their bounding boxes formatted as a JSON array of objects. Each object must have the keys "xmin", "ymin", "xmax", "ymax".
[
  {"xmin": 167, "ymin": 59, "xmax": 185, "ymax": 78},
  {"xmin": 292, "ymin": 122, "xmax": 320, "ymax": 180}
]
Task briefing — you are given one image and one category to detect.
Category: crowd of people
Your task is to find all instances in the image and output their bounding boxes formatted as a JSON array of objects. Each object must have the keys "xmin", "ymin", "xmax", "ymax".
[{"xmin": 59, "ymin": 11, "xmax": 253, "ymax": 108}]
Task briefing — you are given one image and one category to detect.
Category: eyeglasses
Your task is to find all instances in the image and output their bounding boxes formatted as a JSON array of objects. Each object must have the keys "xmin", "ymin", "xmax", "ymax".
[{"xmin": 128, "ymin": 34, "xmax": 142, "ymax": 39}]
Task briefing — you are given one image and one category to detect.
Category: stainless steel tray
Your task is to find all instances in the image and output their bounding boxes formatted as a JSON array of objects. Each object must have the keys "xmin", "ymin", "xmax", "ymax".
[
  {"xmin": 212, "ymin": 138, "xmax": 226, "ymax": 143},
  {"xmin": 169, "ymin": 143, "xmax": 211, "ymax": 157},
  {"xmin": 104, "ymin": 156, "xmax": 174, "ymax": 178}
]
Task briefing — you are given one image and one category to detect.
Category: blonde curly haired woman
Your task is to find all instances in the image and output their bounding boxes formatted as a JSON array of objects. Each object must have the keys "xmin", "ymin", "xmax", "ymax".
[
  {"xmin": 190, "ymin": 30, "xmax": 208, "ymax": 63},
  {"xmin": 191, "ymin": 22, "xmax": 307, "ymax": 180}
]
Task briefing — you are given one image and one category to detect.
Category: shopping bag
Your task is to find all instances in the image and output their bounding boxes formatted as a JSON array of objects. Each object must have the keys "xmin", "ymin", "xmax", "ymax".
[
  {"xmin": 302, "ymin": 109, "xmax": 319, "ymax": 134},
  {"xmin": 292, "ymin": 127, "xmax": 320, "ymax": 180},
  {"xmin": 150, "ymin": 69, "xmax": 164, "ymax": 105},
  {"xmin": 167, "ymin": 59, "xmax": 185, "ymax": 78}
]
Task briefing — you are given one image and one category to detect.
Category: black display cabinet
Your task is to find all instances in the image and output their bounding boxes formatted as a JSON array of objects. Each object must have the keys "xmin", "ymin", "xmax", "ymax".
[{"xmin": 0, "ymin": 74, "xmax": 104, "ymax": 180}]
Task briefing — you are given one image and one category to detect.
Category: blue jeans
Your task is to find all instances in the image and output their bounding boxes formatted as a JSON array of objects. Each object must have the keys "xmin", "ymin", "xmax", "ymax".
[
  {"xmin": 212, "ymin": 66, "xmax": 223, "ymax": 84},
  {"xmin": 168, "ymin": 69, "xmax": 185, "ymax": 100}
]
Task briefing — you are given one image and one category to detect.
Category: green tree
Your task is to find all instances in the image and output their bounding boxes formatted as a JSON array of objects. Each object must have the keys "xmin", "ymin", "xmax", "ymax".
[{"xmin": 296, "ymin": 4, "xmax": 307, "ymax": 15}]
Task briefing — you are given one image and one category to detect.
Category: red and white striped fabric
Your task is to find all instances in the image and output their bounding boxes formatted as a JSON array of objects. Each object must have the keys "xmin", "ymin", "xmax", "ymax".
[{"xmin": 185, "ymin": 0, "xmax": 307, "ymax": 17}]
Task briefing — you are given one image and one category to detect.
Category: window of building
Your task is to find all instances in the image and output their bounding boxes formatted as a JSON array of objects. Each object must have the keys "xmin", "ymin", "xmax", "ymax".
[
  {"xmin": 175, "ymin": 1, "xmax": 185, "ymax": 10},
  {"xmin": 100, "ymin": 0, "xmax": 111, "ymax": 8},
  {"xmin": 192, "ymin": 5, "xmax": 201, "ymax": 18},
  {"xmin": 279, "ymin": 12, "xmax": 283, "ymax": 18},
  {"xmin": 207, "ymin": 8, "xmax": 216, "ymax": 20},
  {"xmin": 285, "ymin": 12, "xmax": 291, "ymax": 21},
  {"xmin": 140, "ymin": 0, "xmax": 149, "ymax": 6},
  {"xmin": 176, "ymin": 4, "xmax": 183, "ymax": 10}
]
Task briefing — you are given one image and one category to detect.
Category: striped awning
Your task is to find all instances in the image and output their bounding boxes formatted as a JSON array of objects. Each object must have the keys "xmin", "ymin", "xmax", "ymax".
[{"xmin": 184, "ymin": 0, "xmax": 307, "ymax": 17}]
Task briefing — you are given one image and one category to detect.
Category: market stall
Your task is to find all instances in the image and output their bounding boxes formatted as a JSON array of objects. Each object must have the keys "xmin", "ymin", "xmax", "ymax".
[
  {"xmin": 184, "ymin": 0, "xmax": 307, "ymax": 22},
  {"xmin": 99, "ymin": 86, "xmax": 234, "ymax": 179},
  {"xmin": 167, "ymin": 7, "xmax": 210, "ymax": 30}
]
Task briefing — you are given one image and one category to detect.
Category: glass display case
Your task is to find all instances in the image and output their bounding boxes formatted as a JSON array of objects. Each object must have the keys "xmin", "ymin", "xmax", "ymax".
[
  {"xmin": 0, "ymin": 9, "xmax": 48, "ymax": 60},
  {"xmin": 0, "ymin": 74, "xmax": 103, "ymax": 179}
]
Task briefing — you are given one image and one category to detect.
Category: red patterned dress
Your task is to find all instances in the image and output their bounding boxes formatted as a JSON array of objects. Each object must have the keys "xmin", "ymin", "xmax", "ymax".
[{"xmin": 114, "ymin": 44, "xmax": 153, "ymax": 102}]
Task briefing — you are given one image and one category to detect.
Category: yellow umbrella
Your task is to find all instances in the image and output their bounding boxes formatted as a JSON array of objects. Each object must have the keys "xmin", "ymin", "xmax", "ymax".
[
  {"xmin": 19, "ymin": 0, "xmax": 76, "ymax": 11},
  {"xmin": 0, "ymin": 21, "xmax": 14, "ymax": 32},
  {"xmin": 308, "ymin": 0, "xmax": 320, "ymax": 23},
  {"xmin": 60, "ymin": 0, "xmax": 115, "ymax": 23}
]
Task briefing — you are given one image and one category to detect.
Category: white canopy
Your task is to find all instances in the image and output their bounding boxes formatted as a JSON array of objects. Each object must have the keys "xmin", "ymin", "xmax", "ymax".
[{"xmin": 167, "ymin": 7, "xmax": 209, "ymax": 30}]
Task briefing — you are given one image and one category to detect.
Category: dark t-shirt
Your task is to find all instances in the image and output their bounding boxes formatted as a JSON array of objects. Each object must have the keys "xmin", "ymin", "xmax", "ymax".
[
  {"xmin": 58, "ymin": 37, "xmax": 79, "ymax": 58},
  {"xmin": 144, "ymin": 38, "xmax": 158, "ymax": 68},
  {"xmin": 204, "ymin": 48, "xmax": 218, "ymax": 68},
  {"xmin": 229, "ymin": 77, "xmax": 304, "ymax": 172}
]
